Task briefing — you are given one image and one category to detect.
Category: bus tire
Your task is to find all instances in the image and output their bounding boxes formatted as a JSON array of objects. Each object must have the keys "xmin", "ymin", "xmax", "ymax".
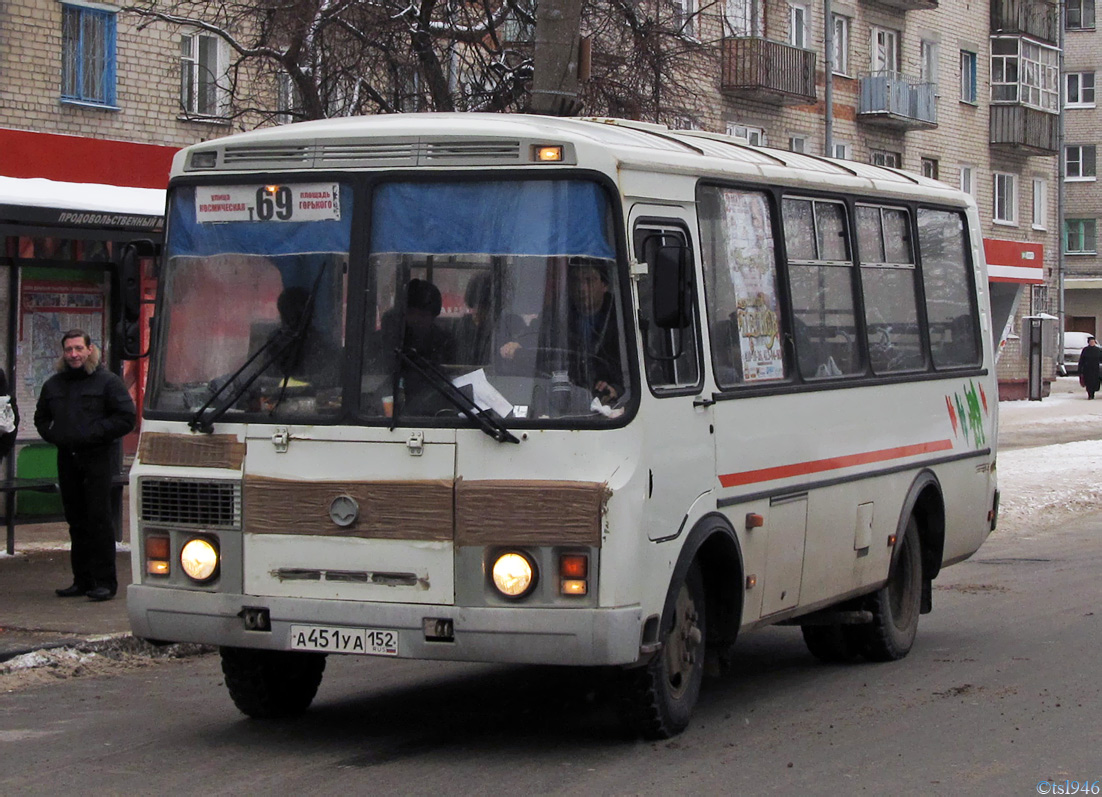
[
  {"xmin": 852, "ymin": 516, "xmax": 923, "ymax": 662},
  {"xmin": 219, "ymin": 646, "xmax": 326, "ymax": 719},
  {"xmin": 800, "ymin": 623, "xmax": 862, "ymax": 663},
  {"xmin": 620, "ymin": 562, "xmax": 706, "ymax": 739}
]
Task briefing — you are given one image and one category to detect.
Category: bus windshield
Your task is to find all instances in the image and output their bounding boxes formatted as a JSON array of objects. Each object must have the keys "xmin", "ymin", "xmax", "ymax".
[{"xmin": 147, "ymin": 178, "xmax": 631, "ymax": 427}]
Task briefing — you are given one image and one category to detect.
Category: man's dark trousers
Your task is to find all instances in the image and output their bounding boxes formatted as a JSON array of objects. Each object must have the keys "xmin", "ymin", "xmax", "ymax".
[{"xmin": 57, "ymin": 446, "xmax": 117, "ymax": 595}]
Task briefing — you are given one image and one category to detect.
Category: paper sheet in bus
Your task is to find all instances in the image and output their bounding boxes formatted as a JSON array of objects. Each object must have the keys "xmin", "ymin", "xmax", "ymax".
[{"xmin": 451, "ymin": 369, "xmax": 514, "ymax": 419}]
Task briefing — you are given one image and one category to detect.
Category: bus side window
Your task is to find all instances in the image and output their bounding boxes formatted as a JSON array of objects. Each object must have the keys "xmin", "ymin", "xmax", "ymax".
[
  {"xmin": 918, "ymin": 208, "xmax": 981, "ymax": 368},
  {"xmin": 634, "ymin": 225, "xmax": 701, "ymax": 392},
  {"xmin": 783, "ymin": 197, "xmax": 864, "ymax": 380},
  {"xmin": 698, "ymin": 186, "xmax": 788, "ymax": 387}
]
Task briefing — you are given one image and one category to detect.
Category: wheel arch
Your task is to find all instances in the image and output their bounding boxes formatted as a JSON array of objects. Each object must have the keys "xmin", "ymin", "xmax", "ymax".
[
  {"xmin": 664, "ymin": 512, "xmax": 744, "ymax": 654},
  {"xmin": 898, "ymin": 469, "xmax": 945, "ymax": 582}
]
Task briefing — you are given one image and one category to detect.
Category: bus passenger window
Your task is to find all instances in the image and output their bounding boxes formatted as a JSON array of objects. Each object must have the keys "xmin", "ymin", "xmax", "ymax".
[
  {"xmin": 857, "ymin": 205, "xmax": 924, "ymax": 374},
  {"xmin": 698, "ymin": 186, "xmax": 787, "ymax": 387},
  {"xmin": 918, "ymin": 208, "xmax": 980, "ymax": 368},
  {"xmin": 783, "ymin": 198, "xmax": 863, "ymax": 380}
]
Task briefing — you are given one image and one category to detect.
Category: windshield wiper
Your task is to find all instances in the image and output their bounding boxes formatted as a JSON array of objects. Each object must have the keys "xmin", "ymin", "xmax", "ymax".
[
  {"xmin": 395, "ymin": 348, "xmax": 519, "ymax": 444},
  {"xmin": 189, "ymin": 268, "xmax": 327, "ymax": 434}
]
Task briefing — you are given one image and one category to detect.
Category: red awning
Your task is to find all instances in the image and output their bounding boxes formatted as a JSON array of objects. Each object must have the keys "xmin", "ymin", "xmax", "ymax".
[{"xmin": 984, "ymin": 238, "xmax": 1044, "ymax": 284}]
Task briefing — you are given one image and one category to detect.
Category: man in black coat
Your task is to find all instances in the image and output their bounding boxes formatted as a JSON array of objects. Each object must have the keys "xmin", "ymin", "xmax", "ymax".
[
  {"xmin": 34, "ymin": 329, "xmax": 136, "ymax": 601},
  {"xmin": 1079, "ymin": 335, "xmax": 1102, "ymax": 400}
]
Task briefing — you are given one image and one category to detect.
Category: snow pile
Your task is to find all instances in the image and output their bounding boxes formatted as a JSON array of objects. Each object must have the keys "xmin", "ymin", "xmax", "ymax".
[{"xmin": 996, "ymin": 439, "xmax": 1102, "ymax": 537}]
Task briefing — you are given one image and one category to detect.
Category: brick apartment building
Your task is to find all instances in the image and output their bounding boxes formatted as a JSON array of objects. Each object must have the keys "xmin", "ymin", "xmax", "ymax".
[{"xmin": 1061, "ymin": 0, "xmax": 1102, "ymax": 339}]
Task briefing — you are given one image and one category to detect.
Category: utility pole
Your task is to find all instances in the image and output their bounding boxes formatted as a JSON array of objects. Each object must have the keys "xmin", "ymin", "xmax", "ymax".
[{"xmin": 529, "ymin": 0, "xmax": 585, "ymax": 116}]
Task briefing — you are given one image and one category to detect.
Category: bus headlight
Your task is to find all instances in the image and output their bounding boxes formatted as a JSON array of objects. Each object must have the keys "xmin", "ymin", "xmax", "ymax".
[
  {"xmin": 180, "ymin": 537, "xmax": 219, "ymax": 582},
  {"xmin": 491, "ymin": 551, "xmax": 537, "ymax": 598}
]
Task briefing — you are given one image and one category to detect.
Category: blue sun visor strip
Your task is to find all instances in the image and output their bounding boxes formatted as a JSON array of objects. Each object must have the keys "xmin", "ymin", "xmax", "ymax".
[{"xmin": 370, "ymin": 180, "xmax": 615, "ymax": 259}]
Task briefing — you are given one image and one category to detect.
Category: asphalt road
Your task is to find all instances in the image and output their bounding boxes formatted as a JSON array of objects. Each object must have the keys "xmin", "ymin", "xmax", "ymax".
[{"xmin": 2, "ymin": 513, "xmax": 1099, "ymax": 795}]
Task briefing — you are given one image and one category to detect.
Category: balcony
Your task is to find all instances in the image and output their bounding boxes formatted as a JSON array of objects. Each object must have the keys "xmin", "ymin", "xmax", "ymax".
[
  {"xmin": 990, "ymin": 0, "xmax": 1058, "ymax": 43},
  {"xmin": 857, "ymin": 72, "xmax": 937, "ymax": 130},
  {"xmin": 721, "ymin": 37, "xmax": 816, "ymax": 106},
  {"xmin": 867, "ymin": 0, "xmax": 937, "ymax": 11},
  {"xmin": 989, "ymin": 105, "xmax": 1058, "ymax": 154}
]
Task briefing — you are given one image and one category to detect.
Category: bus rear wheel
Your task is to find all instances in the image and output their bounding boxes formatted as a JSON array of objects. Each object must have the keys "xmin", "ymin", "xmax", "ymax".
[
  {"xmin": 849, "ymin": 516, "xmax": 923, "ymax": 662},
  {"xmin": 220, "ymin": 647, "xmax": 326, "ymax": 719},
  {"xmin": 620, "ymin": 563, "xmax": 706, "ymax": 739}
]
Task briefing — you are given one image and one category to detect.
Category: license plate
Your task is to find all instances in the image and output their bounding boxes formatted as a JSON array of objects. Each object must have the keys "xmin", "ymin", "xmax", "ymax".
[{"xmin": 289, "ymin": 624, "xmax": 398, "ymax": 656}]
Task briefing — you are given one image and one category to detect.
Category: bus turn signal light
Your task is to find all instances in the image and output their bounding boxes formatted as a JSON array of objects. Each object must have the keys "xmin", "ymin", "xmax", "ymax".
[
  {"xmin": 561, "ymin": 579, "xmax": 587, "ymax": 596},
  {"xmin": 534, "ymin": 145, "xmax": 563, "ymax": 162},
  {"xmin": 146, "ymin": 534, "xmax": 170, "ymax": 576},
  {"xmin": 560, "ymin": 554, "xmax": 588, "ymax": 579}
]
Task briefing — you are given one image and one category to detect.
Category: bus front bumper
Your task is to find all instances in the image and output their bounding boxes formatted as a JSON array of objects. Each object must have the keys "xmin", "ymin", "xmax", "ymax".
[{"xmin": 127, "ymin": 585, "xmax": 646, "ymax": 667}]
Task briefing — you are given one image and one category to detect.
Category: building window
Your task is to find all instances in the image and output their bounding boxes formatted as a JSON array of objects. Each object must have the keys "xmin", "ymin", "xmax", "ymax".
[
  {"xmin": 960, "ymin": 165, "xmax": 975, "ymax": 195},
  {"xmin": 61, "ymin": 4, "xmax": 117, "ymax": 106},
  {"xmin": 1065, "ymin": 219, "xmax": 1098, "ymax": 254},
  {"xmin": 1066, "ymin": 145, "xmax": 1097, "ymax": 180},
  {"xmin": 832, "ymin": 15, "xmax": 850, "ymax": 75},
  {"xmin": 871, "ymin": 27, "xmax": 900, "ymax": 73},
  {"xmin": 1032, "ymin": 178, "xmax": 1048, "ymax": 230},
  {"xmin": 724, "ymin": 0, "xmax": 762, "ymax": 37},
  {"xmin": 1067, "ymin": 0, "xmax": 1096, "ymax": 30},
  {"xmin": 673, "ymin": 0, "xmax": 699, "ymax": 38},
  {"xmin": 960, "ymin": 51, "xmax": 978, "ymax": 103},
  {"xmin": 871, "ymin": 150, "xmax": 901, "ymax": 168},
  {"xmin": 789, "ymin": 2, "xmax": 808, "ymax": 48},
  {"xmin": 920, "ymin": 40, "xmax": 939, "ymax": 92},
  {"xmin": 833, "ymin": 142, "xmax": 852, "ymax": 159},
  {"xmin": 727, "ymin": 123, "xmax": 765, "ymax": 145},
  {"xmin": 181, "ymin": 32, "xmax": 228, "ymax": 118},
  {"xmin": 990, "ymin": 37, "xmax": 1059, "ymax": 112},
  {"xmin": 789, "ymin": 136, "xmax": 807, "ymax": 153},
  {"xmin": 1066, "ymin": 72, "xmax": 1096, "ymax": 107},
  {"xmin": 994, "ymin": 173, "xmax": 1018, "ymax": 224},
  {"xmin": 921, "ymin": 158, "xmax": 940, "ymax": 179}
]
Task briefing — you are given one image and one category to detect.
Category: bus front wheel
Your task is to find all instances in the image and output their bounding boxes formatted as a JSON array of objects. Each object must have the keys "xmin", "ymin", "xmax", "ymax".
[
  {"xmin": 620, "ymin": 562, "xmax": 707, "ymax": 739},
  {"xmin": 851, "ymin": 516, "xmax": 923, "ymax": 662},
  {"xmin": 219, "ymin": 646, "xmax": 326, "ymax": 719}
]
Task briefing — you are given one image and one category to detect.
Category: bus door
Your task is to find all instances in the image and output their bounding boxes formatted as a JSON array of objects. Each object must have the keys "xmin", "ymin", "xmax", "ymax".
[{"xmin": 630, "ymin": 210, "xmax": 714, "ymax": 542}]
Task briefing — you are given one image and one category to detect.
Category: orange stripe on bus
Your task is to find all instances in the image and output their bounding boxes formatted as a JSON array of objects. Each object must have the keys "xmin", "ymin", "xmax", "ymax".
[{"xmin": 718, "ymin": 439, "xmax": 955, "ymax": 488}]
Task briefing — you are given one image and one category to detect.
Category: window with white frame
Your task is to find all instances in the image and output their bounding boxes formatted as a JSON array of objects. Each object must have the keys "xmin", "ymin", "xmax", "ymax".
[
  {"xmin": 724, "ymin": 0, "xmax": 762, "ymax": 36},
  {"xmin": 871, "ymin": 150, "xmax": 901, "ymax": 168},
  {"xmin": 960, "ymin": 165, "xmax": 975, "ymax": 195},
  {"xmin": 832, "ymin": 15, "xmax": 850, "ymax": 75},
  {"xmin": 960, "ymin": 51, "xmax": 978, "ymax": 103},
  {"xmin": 921, "ymin": 40, "xmax": 939, "ymax": 91},
  {"xmin": 181, "ymin": 32, "xmax": 228, "ymax": 117},
  {"xmin": 672, "ymin": 0, "xmax": 699, "ymax": 38},
  {"xmin": 789, "ymin": 2, "xmax": 808, "ymax": 48},
  {"xmin": 833, "ymin": 142, "xmax": 852, "ymax": 159},
  {"xmin": 789, "ymin": 136, "xmax": 807, "ymax": 153},
  {"xmin": 1066, "ymin": 145, "xmax": 1097, "ymax": 180},
  {"xmin": 1066, "ymin": 72, "xmax": 1096, "ymax": 107},
  {"xmin": 994, "ymin": 172, "xmax": 1018, "ymax": 224},
  {"xmin": 1066, "ymin": 0, "xmax": 1095, "ymax": 30},
  {"xmin": 1065, "ymin": 219, "xmax": 1097, "ymax": 254},
  {"xmin": 1032, "ymin": 178, "xmax": 1048, "ymax": 229},
  {"xmin": 990, "ymin": 37, "xmax": 1059, "ymax": 112},
  {"xmin": 727, "ymin": 123, "xmax": 766, "ymax": 145},
  {"xmin": 61, "ymin": 4, "xmax": 117, "ymax": 106},
  {"xmin": 871, "ymin": 27, "xmax": 899, "ymax": 73}
]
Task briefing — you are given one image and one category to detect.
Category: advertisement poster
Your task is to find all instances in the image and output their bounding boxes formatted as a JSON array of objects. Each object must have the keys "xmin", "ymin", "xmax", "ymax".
[{"xmin": 722, "ymin": 193, "xmax": 785, "ymax": 381}]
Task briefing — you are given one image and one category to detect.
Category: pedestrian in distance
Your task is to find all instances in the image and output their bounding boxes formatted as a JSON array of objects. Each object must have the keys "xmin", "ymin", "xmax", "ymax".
[
  {"xmin": 34, "ymin": 329, "xmax": 136, "ymax": 601},
  {"xmin": 1078, "ymin": 335, "xmax": 1102, "ymax": 400}
]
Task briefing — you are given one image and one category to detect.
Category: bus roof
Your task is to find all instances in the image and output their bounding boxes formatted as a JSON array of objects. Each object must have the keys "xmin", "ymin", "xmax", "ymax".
[{"xmin": 173, "ymin": 113, "xmax": 966, "ymax": 204}]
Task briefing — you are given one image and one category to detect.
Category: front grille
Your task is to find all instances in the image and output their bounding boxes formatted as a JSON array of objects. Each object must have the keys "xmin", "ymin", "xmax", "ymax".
[{"xmin": 140, "ymin": 478, "xmax": 241, "ymax": 529}]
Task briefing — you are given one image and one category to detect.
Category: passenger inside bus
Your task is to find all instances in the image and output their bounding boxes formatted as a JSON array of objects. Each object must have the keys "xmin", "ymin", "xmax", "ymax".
[
  {"xmin": 268, "ymin": 286, "xmax": 341, "ymax": 388},
  {"xmin": 379, "ymin": 278, "xmax": 457, "ymax": 413},
  {"xmin": 454, "ymin": 272, "xmax": 534, "ymax": 372}
]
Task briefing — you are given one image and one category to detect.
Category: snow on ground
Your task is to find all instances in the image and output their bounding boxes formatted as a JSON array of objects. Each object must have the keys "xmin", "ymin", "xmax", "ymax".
[{"xmin": 997, "ymin": 440, "xmax": 1102, "ymax": 539}]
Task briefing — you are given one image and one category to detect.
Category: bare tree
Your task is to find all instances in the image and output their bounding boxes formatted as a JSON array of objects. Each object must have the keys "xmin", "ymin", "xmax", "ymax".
[{"xmin": 125, "ymin": 0, "xmax": 716, "ymax": 125}]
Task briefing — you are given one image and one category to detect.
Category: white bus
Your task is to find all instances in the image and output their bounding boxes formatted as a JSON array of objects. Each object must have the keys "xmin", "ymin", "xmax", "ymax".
[{"xmin": 128, "ymin": 113, "xmax": 999, "ymax": 738}]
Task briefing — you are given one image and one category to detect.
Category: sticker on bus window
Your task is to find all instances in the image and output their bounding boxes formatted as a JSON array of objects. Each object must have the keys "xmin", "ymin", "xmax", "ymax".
[{"xmin": 195, "ymin": 184, "xmax": 341, "ymax": 224}]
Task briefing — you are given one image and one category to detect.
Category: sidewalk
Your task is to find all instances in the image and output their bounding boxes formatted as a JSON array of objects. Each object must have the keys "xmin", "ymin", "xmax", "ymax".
[{"xmin": 1, "ymin": 377, "xmax": 1097, "ymax": 663}]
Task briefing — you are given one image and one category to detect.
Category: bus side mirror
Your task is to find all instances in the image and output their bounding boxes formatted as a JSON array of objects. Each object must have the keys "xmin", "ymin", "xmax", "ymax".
[
  {"xmin": 117, "ymin": 240, "xmax": 156, "ymax": 360},
  {"xmin": 652, "ymin": 243, "xmax": 691, "ymax": 330}
]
